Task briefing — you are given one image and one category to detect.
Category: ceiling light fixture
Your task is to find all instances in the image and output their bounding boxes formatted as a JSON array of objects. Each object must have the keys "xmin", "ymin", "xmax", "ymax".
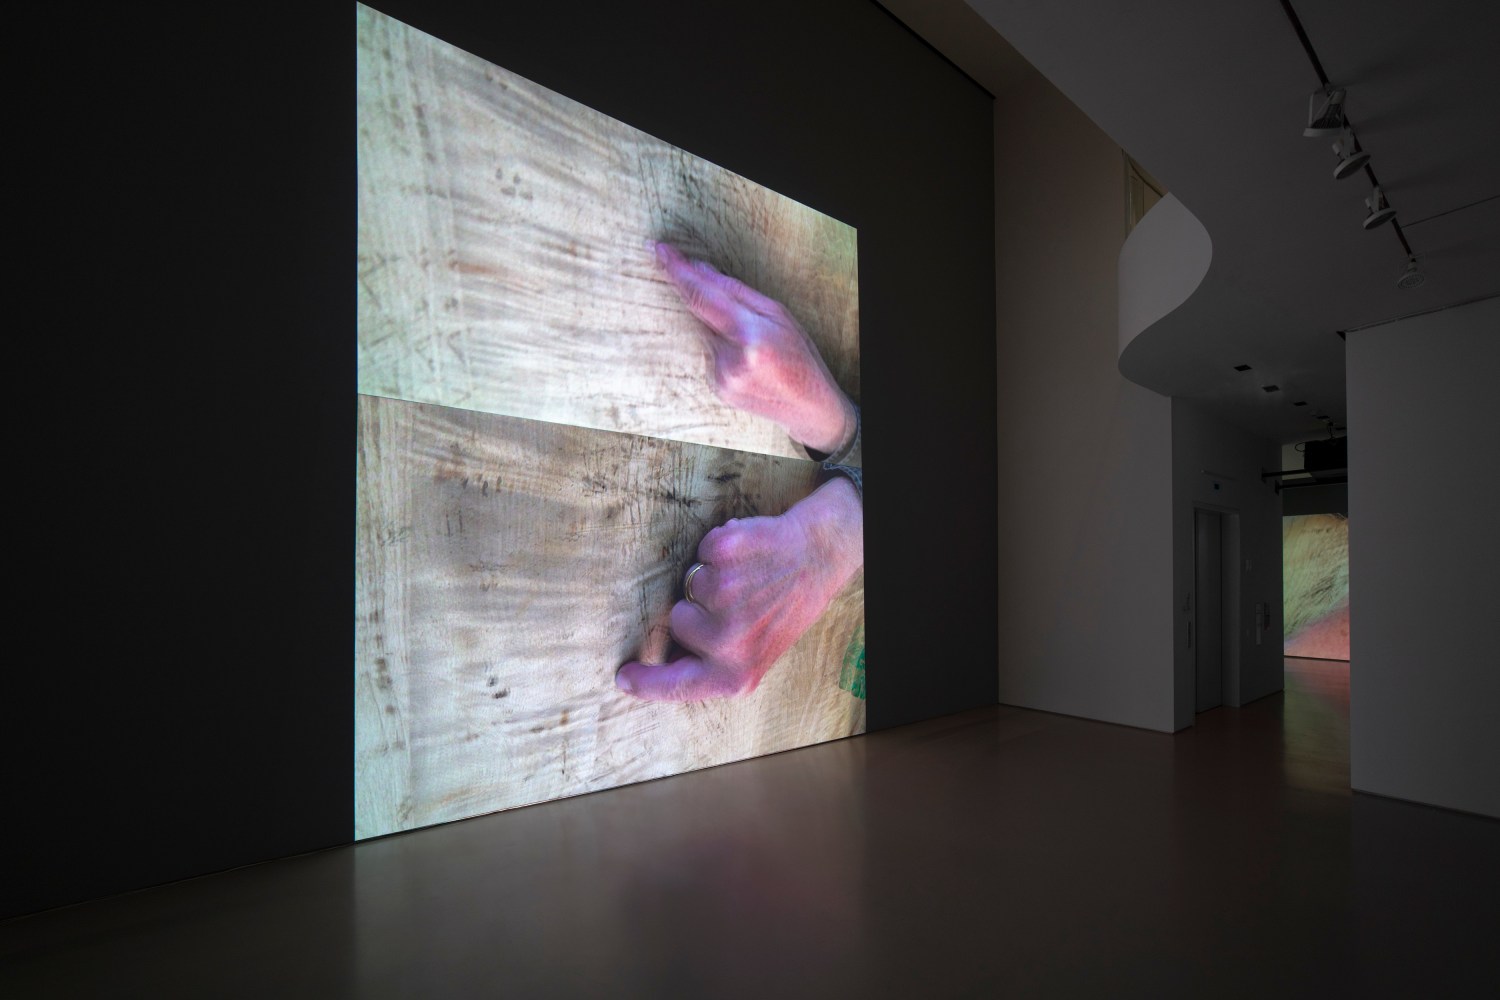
[
  {"xmin": 1304, "ymin": 86, "xmax": 1347, "ymax": 137},
  {"xmin": 1396, "ymin": 255, "xmax": 1425, "ymax": 289},
  {"xmin": 1281, "ymin": 11, "xmax": 1418, "ymax": 274},
  {"xmin": 1363, "ymin": 186, "xmax": 1397, "ymax": 229},
  {"xmin": 1331, "ymin": 128, "xmax": 1370, "ymax": 180}
]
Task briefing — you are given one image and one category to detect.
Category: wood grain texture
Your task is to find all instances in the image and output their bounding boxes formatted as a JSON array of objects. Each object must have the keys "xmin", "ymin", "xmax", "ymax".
[
  {"xmin": 357, "ymin": 4, "xmax": 860, "ymax": 461},
  {"xmin": 355, "ymin": 395, "xmax": 865, "ymax": 839}
]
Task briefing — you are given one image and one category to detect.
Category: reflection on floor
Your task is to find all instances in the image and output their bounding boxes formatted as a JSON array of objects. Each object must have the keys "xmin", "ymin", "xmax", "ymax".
[
  {"xmin": 1281, "ymin": 656, "xmax": 1350, "ymax": 796},
  {"xmin": 3, "ymin": 658, "xmax": 1495, "ymax": 998}
]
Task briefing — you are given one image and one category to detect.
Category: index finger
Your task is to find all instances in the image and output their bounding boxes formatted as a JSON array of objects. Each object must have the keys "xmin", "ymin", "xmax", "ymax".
[
  {"xmin": 653, "ymin": 242, "xmax": 744, "ymax": 340},
  {"xmin": 616, "ymin": 654, "xmax": 740, "ymax": 701}
]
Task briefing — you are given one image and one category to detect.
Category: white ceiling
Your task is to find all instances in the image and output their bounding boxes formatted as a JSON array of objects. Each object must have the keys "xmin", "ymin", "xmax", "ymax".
[{"xmin": 898, "ymin": 0, "xmax": 1500, "ymax": 443}]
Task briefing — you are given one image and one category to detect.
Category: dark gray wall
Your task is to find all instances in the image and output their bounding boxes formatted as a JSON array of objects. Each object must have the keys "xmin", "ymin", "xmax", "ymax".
[
  {"xmin": 1282, "ymin": 484, "xmax": 1347, "ymax": 517},
  {"xmin": 10, "ymin": 0, "xmax": 997, "ymax": 919}
]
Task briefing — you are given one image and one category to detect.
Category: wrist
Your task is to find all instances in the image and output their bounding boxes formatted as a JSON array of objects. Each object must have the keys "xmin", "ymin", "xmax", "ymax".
[
  {"xmin": 788, "ymin": 478, "xmax": 864, "ymax": 588},
  {"xmin": 802, "ymin": 392, "xmax": 857, "ymax": 458}
]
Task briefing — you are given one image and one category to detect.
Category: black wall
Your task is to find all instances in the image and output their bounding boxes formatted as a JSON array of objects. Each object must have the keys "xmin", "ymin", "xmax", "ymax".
[
  {"xmin": 10, "ymin": 0, "xmax": 996, "ymax": 919},
  {"xmin": 1282, "ymin": 483, "xmax": 1348, "ymax": 517}
]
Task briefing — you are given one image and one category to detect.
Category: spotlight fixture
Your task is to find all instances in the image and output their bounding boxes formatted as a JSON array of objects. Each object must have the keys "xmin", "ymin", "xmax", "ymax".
[
  {"xmin": 1363, "ymin": 186, "xmax": 1397, "ymax": 229},
  {"xmin": 1304, "ymin": 86, "xmax": 1347, "ymax": 137},
  {"xmin": 1331, "ymin": 128, "xmax": 1370, "ymax": 180},
  {"xmin": 1396, "ymin": 255, "xmax": 1425, "ymax": 289}
]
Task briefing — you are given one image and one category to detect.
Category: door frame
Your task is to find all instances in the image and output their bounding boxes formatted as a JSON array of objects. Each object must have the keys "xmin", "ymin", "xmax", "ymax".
[{"xmin": 1191, "ymin": 502, "xmax": 1242, "ymax": 711}]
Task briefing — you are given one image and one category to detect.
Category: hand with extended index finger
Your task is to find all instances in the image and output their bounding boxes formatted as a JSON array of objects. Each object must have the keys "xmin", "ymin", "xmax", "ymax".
[
  {"xmin": 615, "ymin": 476, "xmax": 863, "ymax": 701},
  {"xmin": 653, "ymin": 242, "xmax": 856, "ymax": 456}
]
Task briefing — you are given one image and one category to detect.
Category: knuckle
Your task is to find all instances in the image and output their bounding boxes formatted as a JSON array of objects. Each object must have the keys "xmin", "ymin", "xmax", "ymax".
[
  {"xmin": 699, "ymin": 527, "xmax": 724, "ymax": 561},
  {"xmin": 702, "ymin": 525, "xmax": 743, "ymax": 563}
]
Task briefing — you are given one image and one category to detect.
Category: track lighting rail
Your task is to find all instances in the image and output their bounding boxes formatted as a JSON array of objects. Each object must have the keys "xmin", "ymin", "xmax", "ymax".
[{"xmin": 1280, "ymin": 0, "xmax": 1414, "ymax": 259}]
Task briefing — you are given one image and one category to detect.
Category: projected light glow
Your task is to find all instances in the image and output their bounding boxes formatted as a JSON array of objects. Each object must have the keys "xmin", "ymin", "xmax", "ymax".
[
  {"xmin": 355, "ymin": 4, "xmax": 864, "ymax": 839},
  {"xmin": 1282, "ymin": 513, "xmax": 1349, "ymax": 660}
]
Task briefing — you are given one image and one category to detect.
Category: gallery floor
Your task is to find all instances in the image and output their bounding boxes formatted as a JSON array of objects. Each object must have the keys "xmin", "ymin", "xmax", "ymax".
[{"xmin": 4, "ymin": 659, "xmax": 1495, "ymax": 998}]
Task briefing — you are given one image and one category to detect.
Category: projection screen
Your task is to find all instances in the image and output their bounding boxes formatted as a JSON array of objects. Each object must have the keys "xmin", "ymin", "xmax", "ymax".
[
  {"xmin": 1282, "ymin": 513, "xmax": 1349, "ymax": 661},
  {"xmin": 356, "ymin": 3, "xmax": 865, "ymax": 839}
]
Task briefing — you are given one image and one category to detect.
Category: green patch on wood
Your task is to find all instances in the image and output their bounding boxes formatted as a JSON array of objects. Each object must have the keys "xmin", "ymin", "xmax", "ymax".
[{"xmin": 839, "ymin": 623, "xmax": 865, "ymax": 700}]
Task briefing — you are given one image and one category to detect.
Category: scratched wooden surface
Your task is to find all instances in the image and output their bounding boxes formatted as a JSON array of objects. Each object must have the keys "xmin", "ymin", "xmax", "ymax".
[
  {"xmin": 355, "ymin": 395, "xmax": 865, "ymax": 840},
  {"xmin": 356, "ymin": 4, "xmax": 860, "ymax": 462}
]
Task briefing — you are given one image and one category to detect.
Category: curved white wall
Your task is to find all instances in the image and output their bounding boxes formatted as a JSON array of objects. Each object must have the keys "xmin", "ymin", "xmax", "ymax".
[{"xmin": 1118, "ymin": 193, "xmax": 1212, "ymax": 357}]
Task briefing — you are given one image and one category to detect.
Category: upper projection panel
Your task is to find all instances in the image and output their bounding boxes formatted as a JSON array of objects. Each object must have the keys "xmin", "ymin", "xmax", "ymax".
[{"xmin": 356, "ymin": 4, "xmax": 860, "ymax": 460}]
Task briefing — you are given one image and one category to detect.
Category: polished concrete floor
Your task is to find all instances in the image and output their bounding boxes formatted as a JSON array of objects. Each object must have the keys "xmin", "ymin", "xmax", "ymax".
[{"xmin": 4, "ymin": 660, "xmax": 1496, "ymax": 998}]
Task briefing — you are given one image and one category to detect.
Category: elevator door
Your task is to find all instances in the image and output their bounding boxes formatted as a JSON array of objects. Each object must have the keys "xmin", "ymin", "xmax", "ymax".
[{"xmin": 1195, "ymin": 509, "xmax": 1223, "ymax": 712}]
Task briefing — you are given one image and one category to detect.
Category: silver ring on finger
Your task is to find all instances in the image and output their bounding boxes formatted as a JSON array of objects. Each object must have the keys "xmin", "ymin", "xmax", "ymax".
[{"xmin": 684, "ymin": 562, "xmax": 707, "ymax": 606}]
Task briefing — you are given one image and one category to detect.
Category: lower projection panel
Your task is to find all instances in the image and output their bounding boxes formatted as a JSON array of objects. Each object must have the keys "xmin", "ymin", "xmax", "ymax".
[{"xmin": 355, "ymin": 394, "xmax": 865, "ymax": 839}]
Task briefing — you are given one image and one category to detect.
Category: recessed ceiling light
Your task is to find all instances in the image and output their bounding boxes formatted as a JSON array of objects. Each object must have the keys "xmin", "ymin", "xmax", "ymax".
[
  {"xmin": 1262, "ymin": 385, "xmax": 1280, "ymax": 393},
  {"xmin": 1234, "ymin": 364, "xmax": 1252, "ymax": 371}
]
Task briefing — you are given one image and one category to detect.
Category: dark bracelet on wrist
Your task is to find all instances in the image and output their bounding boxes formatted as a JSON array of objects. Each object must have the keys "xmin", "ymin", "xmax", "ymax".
[
  {"xmin": 803, "ymin": 402, "xmax": 861, "ymax": 502},
  {"xmin": 805, "ymin": 402, "xmax": 860, "ymax": 466},
  {"xmin": 821, "ymin": 461, "xmax": 863, "ymax": 502}
]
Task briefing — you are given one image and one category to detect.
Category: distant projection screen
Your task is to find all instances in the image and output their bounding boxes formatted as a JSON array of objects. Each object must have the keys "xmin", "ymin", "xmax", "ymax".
[
  {"xmin": 356, "ymin": 4, "xmax": 865, "ymax": 839},
  {"xmin": 1282, "ymin": 513, "xmax": 1349, "ymax": 660}
]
